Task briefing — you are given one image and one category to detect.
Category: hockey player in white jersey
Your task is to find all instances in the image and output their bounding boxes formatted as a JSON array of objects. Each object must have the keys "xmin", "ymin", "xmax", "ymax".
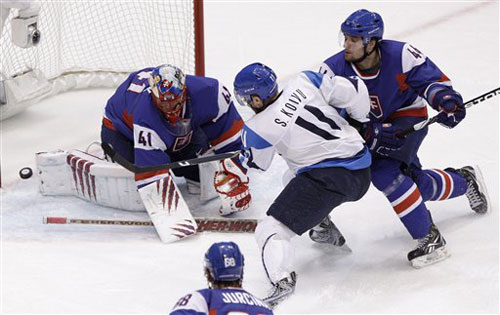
[{"xmin": 233, "ymin": 63, "xmax": 376, "ymax": 307}]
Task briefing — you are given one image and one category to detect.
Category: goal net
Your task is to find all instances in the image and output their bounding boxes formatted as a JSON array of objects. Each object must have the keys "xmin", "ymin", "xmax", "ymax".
[{"xmin": 0, "ymin": 0, "xmax": 204, "ymax": 120}]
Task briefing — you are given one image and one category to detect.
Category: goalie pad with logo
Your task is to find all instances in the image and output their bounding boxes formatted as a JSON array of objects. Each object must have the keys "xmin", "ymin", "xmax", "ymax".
[
  {"xmin": 138, "ymin": 174, "xmax": 198, "ymax": 242},
  {"xmin": 36, "ymin": 149, "xmax": 220, "ymax": 211},
  {"xmin": 36, "ymin": 149, "xmax": 144, "ymax": 211}
]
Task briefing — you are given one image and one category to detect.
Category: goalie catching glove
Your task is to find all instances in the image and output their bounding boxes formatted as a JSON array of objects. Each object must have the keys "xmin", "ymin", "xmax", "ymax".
[{"xmin": 214, "ymin": 157, "xmax": 251, "ymax": 216}]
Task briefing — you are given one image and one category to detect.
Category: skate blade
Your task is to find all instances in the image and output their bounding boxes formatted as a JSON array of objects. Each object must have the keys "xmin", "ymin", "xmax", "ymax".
[
  {"xmin": 471, "ymin": 165, "xmax": 491, "ymax": 214},
  {"xmin": 263, "ymin": 291, "xmax": 294, "ymax": 309},
  {"xmin": 410, "ymin": 246, "xmax": 451, "ymax": 269}
]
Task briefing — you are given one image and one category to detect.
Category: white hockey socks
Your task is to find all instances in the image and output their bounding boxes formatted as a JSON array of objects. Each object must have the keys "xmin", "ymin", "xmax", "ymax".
[{"xmin": 255, "ymin": 216, "xmax": 296, "ymax": 284}]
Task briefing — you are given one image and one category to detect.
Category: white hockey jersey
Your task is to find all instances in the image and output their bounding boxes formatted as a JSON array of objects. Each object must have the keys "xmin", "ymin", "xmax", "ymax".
[{"xmin": 240, "ymin": 71, "xmax": 371, "ymax": 174}]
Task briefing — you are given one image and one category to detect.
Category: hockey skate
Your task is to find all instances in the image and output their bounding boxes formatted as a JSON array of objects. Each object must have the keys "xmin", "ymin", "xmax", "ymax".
[
  {"xmin": 309, "ymin": 216, "xmax": 351, "ymax": 252},
  {"xmin": 407, "ymin": 224, "xmax": 450, "ymax": 268},
  {"xmin": 263, "ymin": 272, "xmax": 297, "ymax": 308},
  {"xmin": 454, "ymin": 166, "xmax": 490, "ymax": 214}
]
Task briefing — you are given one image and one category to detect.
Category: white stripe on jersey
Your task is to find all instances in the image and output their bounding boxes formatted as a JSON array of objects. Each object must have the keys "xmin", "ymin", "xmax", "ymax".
[
  {"xmin": 211, "ymin": 130, "xmax": 242, "ymax": 152},
  {"xmin": 393, "ymin": 96, "xmax": 426, "ymax": 112},
  {"xmin": 171, "ymin": 291, "xmax": 208, "ymax": 314},
  {"xmin": 135, "ymin": 172, "xmax": 169, "ymax": 187},
  {"xmin": 213, "ymin": 83, "xmax": 232, "ymax": 122},
  {"xmin": 423, "ymin": 81, "xmax": 453, "ymax": 97}
]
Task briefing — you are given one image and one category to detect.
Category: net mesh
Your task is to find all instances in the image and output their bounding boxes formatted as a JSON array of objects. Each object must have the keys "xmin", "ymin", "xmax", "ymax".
[{"xmin": 1, "ymin": 0, "xmax": 197, "ymax": 81}]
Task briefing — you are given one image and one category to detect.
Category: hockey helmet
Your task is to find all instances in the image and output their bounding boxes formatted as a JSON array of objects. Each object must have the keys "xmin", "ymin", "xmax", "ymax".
[
  {"xmin": 341, "ymin": 9, "xmax": 384, "ymax": 45},
  {"xmin": 233, "ymin": 62, "xmax": 278, "ymax": 113},
  {"xmin": 149, "ymin": 64, "xmax": 186, "ymax": 121},
  {"xmin": 204, "ymin": 241, "xmax": 244, "ymax": 282}
]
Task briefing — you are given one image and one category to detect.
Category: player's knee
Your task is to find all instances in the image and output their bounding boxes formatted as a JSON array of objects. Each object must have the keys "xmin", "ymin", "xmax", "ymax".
[
  {"xmin": 255, "ymin": 215, "xmax": 295, "ymax": 248},
  {"xmin": 370, "ymin": 171, "xmax": 391, "ymax": 191},
  {"xmin": 370, "ymin": 159, "xmax": 402, "ymax": 191}
]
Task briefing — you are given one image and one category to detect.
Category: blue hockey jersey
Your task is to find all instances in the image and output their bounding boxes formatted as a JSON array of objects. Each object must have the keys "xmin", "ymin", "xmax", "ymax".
[
  {"xmin": 320, "ymin": 40, "xmax": 452, "ymax": 123},
  {"xmin": 170, "ymin": 287, "xmax": 273, "ymax": 315},
  {"xmin": 103, "ymin": 68, "xmax": 244, "ymax": 186}
]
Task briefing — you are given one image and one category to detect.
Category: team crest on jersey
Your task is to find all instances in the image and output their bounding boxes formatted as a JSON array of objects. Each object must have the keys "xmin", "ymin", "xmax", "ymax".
[
  {"xmin": 172, "ymin": 130, "xmax": 193, "ymax": 152},
  {"xmin": 369, "ymin": 95, "xmax": 383, "ymax": 119}
]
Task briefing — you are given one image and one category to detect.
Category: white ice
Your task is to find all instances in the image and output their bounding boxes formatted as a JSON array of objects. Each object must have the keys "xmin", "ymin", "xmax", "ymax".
[{"xmin": 1, "ymin": 1, "xmax": 499, "ymax": 314}]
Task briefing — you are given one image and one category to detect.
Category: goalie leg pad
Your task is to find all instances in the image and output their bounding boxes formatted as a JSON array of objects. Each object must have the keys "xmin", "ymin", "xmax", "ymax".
[
  {"xmin": 36, "ymin": 149, "xmax": 145, "ymax": 211},
  {"xmin": 198, "ymin": 160, "xmax": 219, "ymax": 201},
  {"xmin": 138, "ymin": 172, "xmax": 198, "ymax": 243}
]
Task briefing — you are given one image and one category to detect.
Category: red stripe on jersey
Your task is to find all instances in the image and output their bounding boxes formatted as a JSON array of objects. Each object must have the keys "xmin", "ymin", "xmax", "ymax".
[
  {"xmin": 439, "ymin": 73, "xmax": 451, "ymax": 83},
  {"xmin": 122, "ymin": 110, "xmax": 134, "ymax": 130},
  {"xmin": 393, "ymin": 187, "xmax": 421, "ymax": 214},
  {"xmin": 388, "ymin": 106, "xmax": 428, "ymax": 120},
  {"xmin": 210, "ymin": 118, "xmax": 244, "ymax": 147},
  {"xmin": 434, "ymin": 169, "xmax": 452, "ymax": 200},
  {"xmin": 102, "ymin": 117, "xmax": 117, "ymax": 131},
  {"xmin": 134, "ymin": 169, "xmax": 169, "ymax": 182}
]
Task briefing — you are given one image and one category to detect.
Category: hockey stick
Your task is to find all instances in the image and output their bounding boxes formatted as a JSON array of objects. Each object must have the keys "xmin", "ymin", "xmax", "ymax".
[
  {"xmin": 398, "ymin": 87, "xmax": 500, "ymax": 137},
  {"xmin": 101, "ymin": 142, "xmax": 239, "ymax": 174},
  {"xmin": 43, "ymin": 216, "xmax": 258, "ymax": 233}
]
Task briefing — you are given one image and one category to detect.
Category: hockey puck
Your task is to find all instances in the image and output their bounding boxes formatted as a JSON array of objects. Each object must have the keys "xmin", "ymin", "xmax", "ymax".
[{"xmin": 19, "ymin": 167, "xmax": 33, "ymax": 179}]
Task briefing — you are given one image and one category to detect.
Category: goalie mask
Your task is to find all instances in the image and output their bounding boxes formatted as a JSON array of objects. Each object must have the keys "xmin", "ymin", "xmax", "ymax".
[
  {"xmin": 204, "ymin": 242, "xmax": 244, "ymax": 286},
  {"xmin": 149, "ymin": 64, "xmax": 187, "ymax": 123}
]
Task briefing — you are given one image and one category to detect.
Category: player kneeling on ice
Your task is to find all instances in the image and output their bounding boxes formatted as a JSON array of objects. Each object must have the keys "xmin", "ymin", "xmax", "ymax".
[
  {"xmin": 170, "ymin": 242, "xmax": 273, "ymax": 315},
  {"xmin": 233, "ymin": 63, "xmax": 375, "ymax": 308},
  {"xmin": 100, "ymin": 64, "xmax": 251, "ymax": 242},
  {"xmin": 320, "ymin": 9, "xmax": 491, "ymax": 268}
]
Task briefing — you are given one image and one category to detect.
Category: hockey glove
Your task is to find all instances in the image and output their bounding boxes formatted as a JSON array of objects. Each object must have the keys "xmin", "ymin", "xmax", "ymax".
[
  {"xmin": 427, "ymin": 85, "xmax": 465, "ymax": 128},
  {"xmin": 214, "ymin": 157, "xmax": 251, "ymax": 216},
  {"xmin": 364, "ymin": 122, "xmax": 406, "ymax": 157}
]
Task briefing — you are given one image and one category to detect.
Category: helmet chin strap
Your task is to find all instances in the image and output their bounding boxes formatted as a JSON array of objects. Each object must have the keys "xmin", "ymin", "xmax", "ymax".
[
  {"xmin": 251, "ymin": 91, "xmax": 283, "ymax": 114},
  {"xmin": 352, "ymin": 43, "xmax": 378, "ymax": 65}
]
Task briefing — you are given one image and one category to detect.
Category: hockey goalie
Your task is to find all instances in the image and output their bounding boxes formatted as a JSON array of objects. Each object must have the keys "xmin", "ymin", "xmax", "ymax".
[{"xmin": 37, "ymin": 64, "xmax": 251, "ymax": 243}]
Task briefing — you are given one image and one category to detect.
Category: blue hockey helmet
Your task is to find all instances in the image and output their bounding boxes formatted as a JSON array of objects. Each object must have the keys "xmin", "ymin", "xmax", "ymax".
[
  {"xmin": 341, "ymin": 9, "xmax": 384, "ymax": 45},
  {"xmin": 149, "ymin": 64, "xmax": 186, "ymax": 121},
  {"xmin": 233, "ymin": 62, "xmax": 278, "ymax": 113},
  {"xmin": 204, "ymin": 242, "xmax": 244, "ymax": 282}
]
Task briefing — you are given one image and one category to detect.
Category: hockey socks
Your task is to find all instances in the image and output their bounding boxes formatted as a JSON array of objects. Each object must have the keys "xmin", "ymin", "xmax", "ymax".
[
  {"xmin": 419, "ymin": 168, "xmax": 468, "ymax": 201},
  {"xmin": 384, "ymin": 175, "xmax": 432, "ymax": 239}
]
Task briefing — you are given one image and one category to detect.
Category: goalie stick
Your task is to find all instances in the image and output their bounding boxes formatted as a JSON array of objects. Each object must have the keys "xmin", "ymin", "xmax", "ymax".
[
  {"xmin": 398, "ymin": 87, "xmax": 500, "ymax": 137},
  {"xmin": 43, "ymin": 216, "xmax": 258, "ymax": 233},
  {"xmin": 101, "ymin": 142, "xmax": 239, "ymax": 174}
]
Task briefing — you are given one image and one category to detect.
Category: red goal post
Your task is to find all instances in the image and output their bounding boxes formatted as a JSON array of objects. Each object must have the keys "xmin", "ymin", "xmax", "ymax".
[{"xmin": 0, "ymin": 0, "xmax": 205, "ymax": 120}]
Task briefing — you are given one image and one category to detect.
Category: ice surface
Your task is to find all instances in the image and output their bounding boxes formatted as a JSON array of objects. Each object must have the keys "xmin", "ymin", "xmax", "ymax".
[{"xmin": 1, "ymin": 2, "xmax": 498, "ymax": 313}]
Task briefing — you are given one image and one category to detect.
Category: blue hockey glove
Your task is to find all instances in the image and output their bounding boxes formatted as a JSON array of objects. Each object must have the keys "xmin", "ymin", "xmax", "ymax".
[
  {"xmin": 427, "ymin": 85, "xmax": 465, "ymax": 128},
  {"xmin": 364, "ymin": 123, "xmax": 406, "ymax": 157}
]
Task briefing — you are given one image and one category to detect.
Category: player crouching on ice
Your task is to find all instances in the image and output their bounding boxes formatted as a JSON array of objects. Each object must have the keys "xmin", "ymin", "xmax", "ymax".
[
  {"xmin": 233, "ymin": 63, "xmax": 374, "ymax": 308},
  {"xmin": 100, "ymin": 64, "xmax": 251, "ymax": 242}
]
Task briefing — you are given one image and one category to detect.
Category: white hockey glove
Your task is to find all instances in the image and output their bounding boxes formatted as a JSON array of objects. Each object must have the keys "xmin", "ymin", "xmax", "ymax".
[{"xmin": 214, "ymin": 158, "xmax": 251, "ymax": 216}]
